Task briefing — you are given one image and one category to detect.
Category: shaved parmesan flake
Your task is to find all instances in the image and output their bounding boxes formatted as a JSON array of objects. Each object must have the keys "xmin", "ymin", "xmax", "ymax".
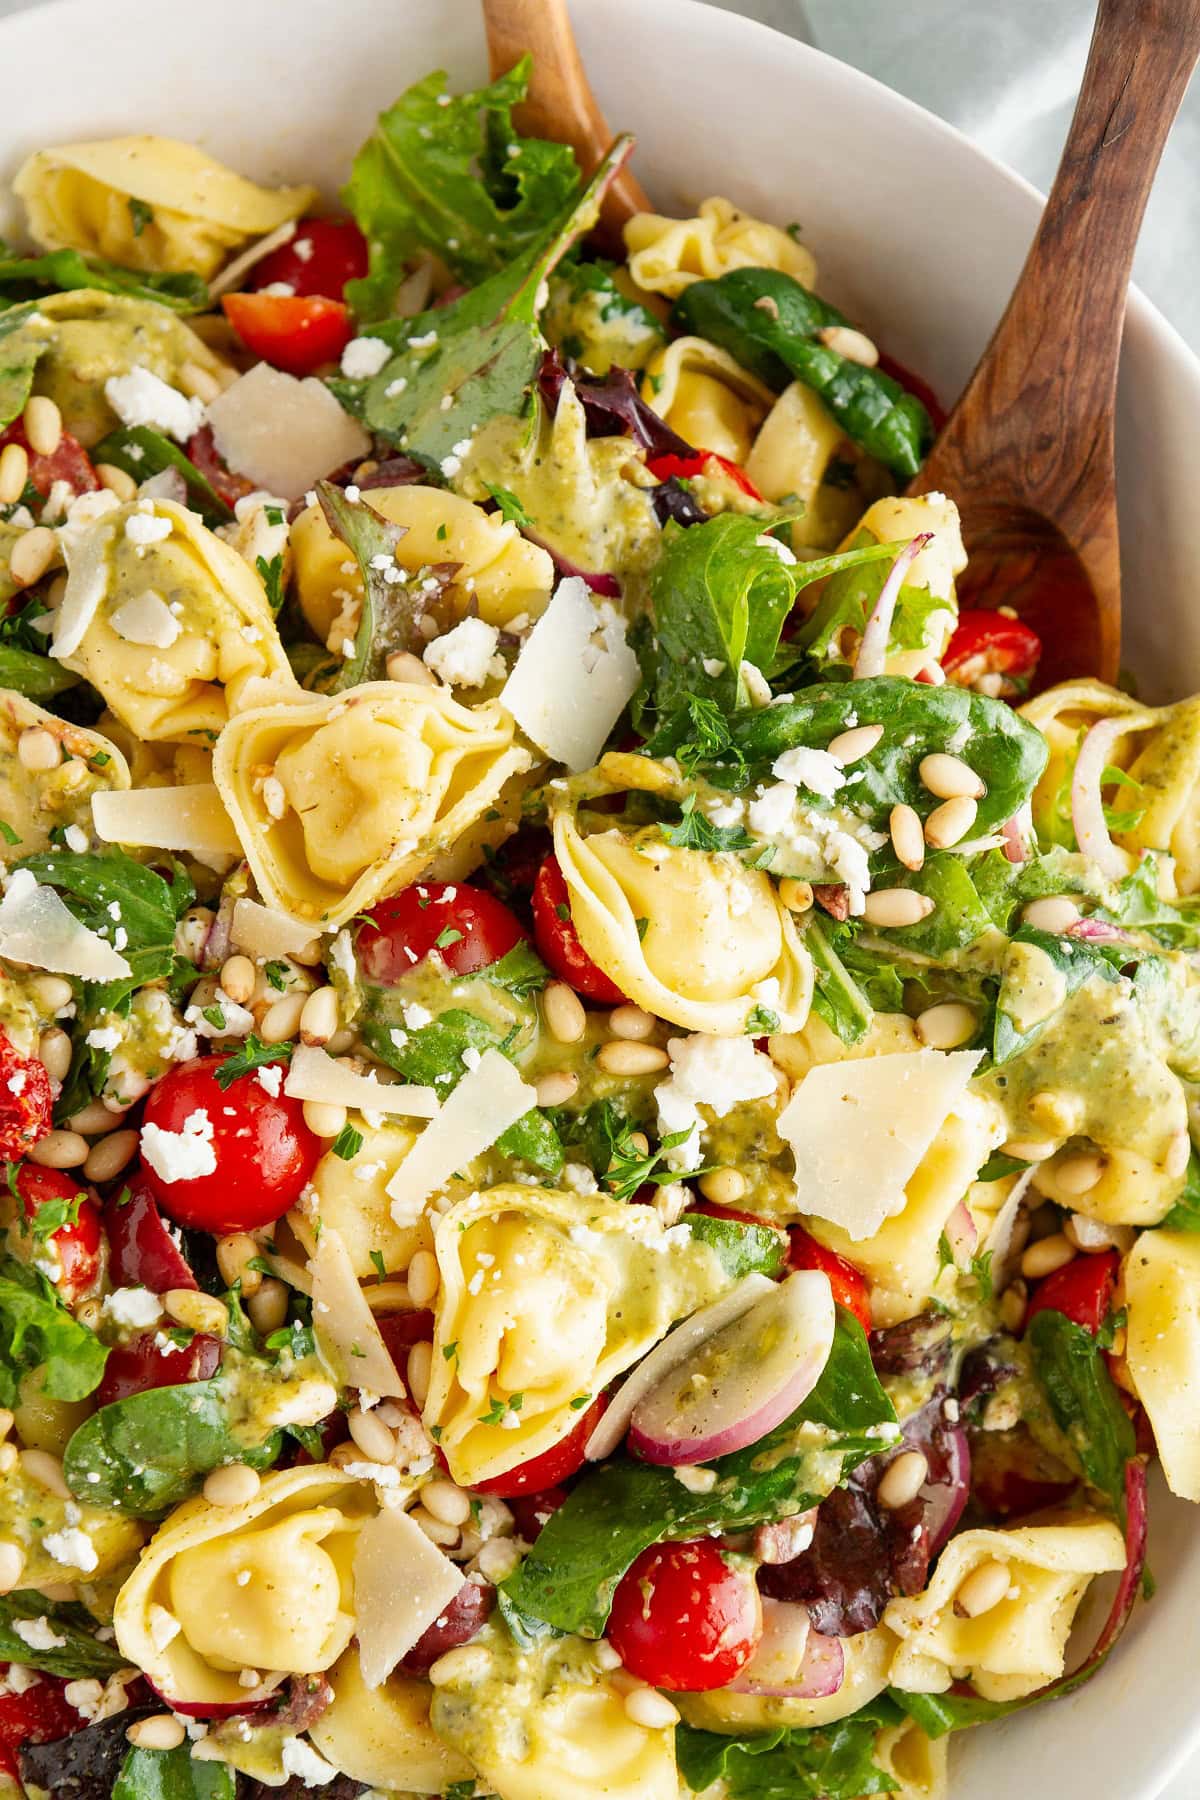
[
  {"xmin": 309, "ymin": 1225, "xmax": 406, "ymax": 1398},
  {"xmin": 0, "ymin": 870, "xmax": 130, "ymax": 981},
  {"xmin": 353, "ymin": 1505, "xmax": 468, "ymax": 1687},
  {"xmin": 109, "ymin": 590, "xmax": 181, "ymax": 649},
  {"xmin": 92, "ymin": 786, "xmax": 242, "ymax": 864},
  {"xmin": 284, "ymin": 1045, "xmax": 438, "ymax": 1118},
  {"xmin": 52, "ymin": 511, "xmax": 111, "ymax": 661},
  {"xmin": 231, "ymin": 898, "xmax": 321, "ymax": 960},
  {"xmin": 777, "ymin": 1048, "xmax": 982, "ymax": 1240},
  {"xmin": 499, "ymin": 577, "xmax": 639, "ymax": 771},
  {"xmin": 206, "ymin": 363, "xmax": 370, "ymax": 501},
  {"xmin": 386, "ymin": 1049, "xmax": 535, "ymax": 1225}
]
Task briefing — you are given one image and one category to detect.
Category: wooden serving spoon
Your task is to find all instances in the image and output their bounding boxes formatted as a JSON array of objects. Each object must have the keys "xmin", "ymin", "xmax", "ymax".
[{"xmin": 913, "ymin": 0, "xmax": 1200, "ymax": 688}]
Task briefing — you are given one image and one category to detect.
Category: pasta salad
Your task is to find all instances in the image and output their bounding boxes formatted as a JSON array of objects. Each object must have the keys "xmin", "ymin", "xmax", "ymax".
[{"xmin": 0, "ymin": 54, "xmax": 1193, "ymax": 1800}]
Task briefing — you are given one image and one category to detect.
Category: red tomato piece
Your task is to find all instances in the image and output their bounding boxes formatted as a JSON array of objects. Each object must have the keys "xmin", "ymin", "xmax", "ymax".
[
  {"xmin": 507, "ymin": 1485, "xmax": 568, "ymax": 1541},
  {"xmin": 968, "ymin": 1427, "xmax": 1076, "ymax": 1520},
  {"xmin": 942, "ymin": 609, "xmax": 1042, "ymax": 696},
  {"xmin": 248, "ymin": 216, "xmax": 369, "ymax": 302},
  {"xmin": 137, "ymin": 1057, "xmax": 321, "ymax": 1234},
  {"xmin": 473, "ymin": 1394, "xmax": 607, "ymax": 1498},
  {"xmin": 0, "ymin": 1676, "xmax": 83, "ymax": 1780},
  {"xmin": 103, "ymin": 1176, "xmax": 196, "ymax": 1292},
  {"xmin": 0, "ymin": 420, "xmax": 99, "ymax": 506},
  {"xmin": 646, "ymin": 449, "xmax": 763, "ymax": 501},
  {"xmin": 1024, "ymin": 1249, "xmax": 1120, "ymax": 1337},
  {"xmin": 376, "ymin": 1308, "xmax": 436, "ymax": 1364},
  {"xmin": 608, "ymin": 1539, "xmax": 762, "ymax": 1691},
  {"xmin": 787, "ymin": 1227, "xmax": 871, "ymax": 1333},
  {"xmin": 531, "ymin": 856, "xmax": 626, "ymax": 1005},
  {"xmin": 14, "ymin": 1164, "xmax": 102, "ymax": 1303},
  {"xmin": 222, "ymin": 292, "xmax": 353, "ymax": 378},
  {"xmin": 357, "ymin": 881, "xmax": 527, "ymax": 985},
  {"xmin": 97, "ymin": 1329, "xmax": 222, "ymax": 1407},
  {"xmin": 875, "ymin": 350, "xmax": 948, "ymax": 434},
  {"xmin": 0, "ymin": 1032, "xmax": 52, "ymax": 1159},
  {"xmin": 183, "ymin": 425, "xmax": 258, "ymax": 509},
  {"xmin": 397, "ymin": 1578, "xmax": 495, "ymax": 1676}
]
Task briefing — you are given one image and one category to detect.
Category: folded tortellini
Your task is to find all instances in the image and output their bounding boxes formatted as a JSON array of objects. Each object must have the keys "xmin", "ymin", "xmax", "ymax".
[
  {"xmin": 1124, "ymin": 1230, "xmax": 1200, "ymax": 1502},
  {"xmin": 640, "ymin": 335, "xmax": 773, "ymax": 467},
  {"xmin": 214, "ymin": 682, "xmax": 531, "ymax": 928},
  {"xmin": 15, "ymin": 136, "xmax": 315, "ymax": 278},
  {"xmin": 0, "ymin": 690, "xmax": 129, "ymax": 862},
  {"xmin": 114, "ymin": 1466, "xmax": 375, "ymax": 1707},
  {"xmin": 623, "ymin": 195, "xmax": 817, "ymax": 299},
  {"xmin": 677, "ymin": 1623, "xmax": 897, "ymax": 1733},
  {"xmin": 873, "ymin": 1718, "xmax": 949, "ymax": 1800},
  {"xmin": 309, "ymin": 1651, "xmax": 473, "ymax": 1793},
  {"xmin": 291, "ymin": 484, "xmax": 554, "ymax": 646},
  {"xmin": 884, "ymin": 1518, "xmax": 1126, "ymax": 1701},
  {"xmin": 425, "ymin": 1185, "xmax": 732, "ymax": 1487},
  {"xmin": 92, "ymin": 707, "xmax": 213, "ymax": 790},
  {"xmin": 553, "ymin": 813, "xmax": 812, "ymax": 1035},
  {"xmin": 51, "ymin": 496, "xmax": 294, "ymax": 743},
  {"xmin": 300, "ymin": 1116, "xmax": 434, "ymax": 1279},
  {"xmin": 431, "ymin": 1622, "xmax": 679, "ymax": 1800},
  {"xmin": 745, "ymin": 380, "xmax": 879, "ymax": 549}
]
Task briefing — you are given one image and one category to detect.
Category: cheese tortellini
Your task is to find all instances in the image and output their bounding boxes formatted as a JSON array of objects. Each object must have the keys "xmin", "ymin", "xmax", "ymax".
[
  {"xmin": 114, "ymin": 1466, "xmax": 373, "ymax": 1707},
  {"xmin": 51, "ymin": 496, "xmax": 294, "ymax": 743},
  {"xmin": 302, "ymin": 1116, "xmax": 433, "ymax": 1279},
  {"xmin": 1124, "ymin": 1230, "xmax": 1200, "ymax": 1502},
  {"xmin": 310, "ymin": 1651, "xmax": 473, "ymax": 1793},
  {"xmin": 0, "ymin": 690, "xmax": 129, "ymax": 862},
  {"xmin": 425, "ymin": 1185, "xmax": 732, "ymax": 1487},
  {"xmin": 624, "ymin": 195, "xmax": 817, "ymax": 299},
  {"xmin": 14, "ymin": 136, "xmax": 315, "ymax": 278},
  {"xmin": 553, "ymin": 813, "xmax": 813, "ymax": 1035},
  {"xmin": 291, "ymin": 483, "xmax": 555, "ymax": 646},
  {"xmin": 213, "ymin": 681, "xmax": 531, "ymax": 928},
  {"xmin": 0, "ymin": 1455, "xmax": 142, "ymax": 1586},
  {"xmin": 640, "ymin": 335, "xmax": 772, "ymax": 467},
  {"xmin": 677, "ymin": 1623, "xmax": 896, "ymax": 1733},
  {"xmin": 884, "ymin": 1518, "xmax": 1125, "ymax": 1701}
]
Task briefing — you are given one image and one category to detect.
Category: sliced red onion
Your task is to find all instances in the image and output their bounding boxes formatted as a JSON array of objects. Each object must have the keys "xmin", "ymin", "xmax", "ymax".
[
  {"xmin": 584, "ymin": 1274, "xmax": 774, "ymax": 1461},
  {"xmin": 1001, "ymin": 814, "xmax": 1027, "ymax": 865},
  {"xmin": 200, "ymin": 892, "xmax": 236, "ymax": 970},
  {"xmin": 729, "ymin": 1599, "xmax": 845, "ymax": 1698},
  {"xmin": 527, "ymin": 530, "xmax": 622, "ymax": 598},
  {"xmin": 628, "ymin": 1271, "xmax": 836, "ymax": 1466},
  {"xmin": 919, "ymin": 1414, "xmax": 971, "ymax": 1556},
  {"xmin": 853, "ymin": 533, "xmax": 934, "ymax": 680},
  {"xmin": 1071, "ymin": 717, "xmax": 1136, "ymax": 880},
  {"xmin": 1066, "ymin": 917, "xmax": 1137, "ymax": 945},
  {"xmin": 942, "ymin": 1200, "xmax": 977, "ymax": 1271}
]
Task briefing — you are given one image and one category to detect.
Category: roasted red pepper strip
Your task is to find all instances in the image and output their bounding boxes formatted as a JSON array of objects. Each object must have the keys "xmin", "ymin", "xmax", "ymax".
[
  {"xmin": 942, "ymin": 608, "xmax": 1042, "ymax": 696},
  {"xmin": 646, "ymin": 449, "xmax": 763, "ymax": 501}
]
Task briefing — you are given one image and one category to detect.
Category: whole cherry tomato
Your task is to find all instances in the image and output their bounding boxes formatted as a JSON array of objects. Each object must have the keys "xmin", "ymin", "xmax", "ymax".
[
  {"xmin": 222, "ymin": 292, "xmax": 352, "ymax": 378},
  {"xmin": 0, "ymin": 1675, "xmax": 83, "ymax": 1782},
  {"xmin": 473, "ymin": 1394, "xmax": 607, "ymax": 1498},
  {"xmin": 137, "ymin": 1056, "xmax": 321, "ymax": 1234},
  {"xmin": 645, "ymin": 449, "xmax": 763, "ymax": 501},
  {"xmin": 0, "ymin": 1033, "xmax": 52, "ymax": 1160},
  {"xmin": 183, "ymin": 425, "xmax": 258, "ymax": 510},
  {"xmin": 787, "ymin": 1227, "xmax": 871, "ymax": 1334},
  {"xmin": 14, "ymin": 1164, "xmax": 102, "ymax": 1303},
  {"xmin": 357, "ymin": 881, "xmax": 527, "ymax": 985},
  {"xmin": 1025, "ymin": 1249, "xmax": 1120, "ymax": 1337},
  {"xmin": 531, "ymin": 856, "xmax": 626, "ymax": 1005},
  {"xmin": 249, "ymin": 216, "xmax": 369, "ymax": 302},
  {"xmin": 103, "ymin": 1176, "xmax": 196, "ymax": 1291},
  {"xmin": 942, "ymin": 609, "xmax": 1042, "ymax": 698},
  {"xmin": 97, "ymin": 1329, "xmax": 222, "ymax": 1406},
  {"xmin": 0, "ymin": 420, "xmax": 99, "ymax": 507},
  {"xmin": 608, "ymin": 1539, "xmax": 762, "ymax": 1691}
]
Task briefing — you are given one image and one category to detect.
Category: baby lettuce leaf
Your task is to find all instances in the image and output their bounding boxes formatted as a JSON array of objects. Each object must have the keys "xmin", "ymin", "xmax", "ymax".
[
  {"xmin": 343, "ymin": 58, "xmax": 581, "ymax": 316},
  {"xmin": 0, "ymin": 1255, "xmax": 107, "ymax": 1408},
  {"xmin": 1027, "ymin": 1307, "xmax": 1134, "ymax": 1519},
  {"xmin": 0, "ymin": 642, "xmax": 79, "ymax": 701},
  {"xmin": 676, "ymin": 1697, "xmax": 903, "ymax": 1800},
  {"xmin": 0, "ymin": 300, "xmax": 46, "ymax": 427},
  {"xmin": 0, "ymin": 243, "xmax": 208, "ymax": 313},
  {"xmin": 0, "ymin": 1589, "xmax": 128, "ymax": 1680},
  {"xmin": 501, "ymin": 1309, "xmax": 895, "ymax": 1635},
  {"xmin": 680, "ymin": 1211, "xmax": 787, "ymax": 1280},
  {"xmin": 113, "ymin": 1746, "xmax": 235, "ymax": 1800},
  {"xmin": 316, "ymin": 480, "xmax": 433, "ymax": 688},
  {"xmin": 90, "ymin": 426, "xmax": 234, "ymax": 525}
]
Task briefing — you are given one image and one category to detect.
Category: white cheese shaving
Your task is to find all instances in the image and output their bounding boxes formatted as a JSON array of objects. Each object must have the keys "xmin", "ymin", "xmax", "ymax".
[
  {"xmin": 499, "ymin": 576, "xmax": 639, "ymax": 771},
  {"xmin": 231, "ymin": 897, "xmax": 320, "ymax": 960},
  {"xmin": 0, "ymin": 869, "xmax": 130, "ymax": 981},
  {"xmin": 309, "ymin": 1225, "xmax": 406, "ymax": 1398},
  {"xmin": 205, "ymin": 363, "xmax": 370, "ymax": 500},
  {"xmin": 386, "ymin": 1049, "xmax": 535, "ymax": 1225},
  {"xmin": 283, "ymin": 1045, "xmax": 438, "ymax": 1118},
  {"xmin": 109, "ymin": 590, "xmax": 181, "ymax": 648},
  {"xmin": 352, "ymin": 1504, "xmax": 468, "ymax": 1687},
  {"xmin": 92, "ymin": 786, "xmax": 242, "ymax": 865}
]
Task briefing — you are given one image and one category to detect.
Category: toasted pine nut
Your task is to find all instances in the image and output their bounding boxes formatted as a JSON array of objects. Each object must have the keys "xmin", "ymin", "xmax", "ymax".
[
  {"xmin": 999, "ymin": 1283, "xmax": 1028, "ymax": 1332},
  {"xmin": 407, "ymin": 1340, "xmax": 433, "ymax": 1408},
  {"xmin": 889, "ymin": 803, "xmax": 925, "ymax": 871},
  {"xmin": 608, "ymin": 1005, "xmax": 656, "ymax": 1041},
  {"xmin": 1165, "ymin": 1129, "xmax": 1191, "ymax": 1180},
  {"xmin": 1020, "ymin": 1233, "xmax": 1076, "ymax": 1281},
  {"xmin": 179, "ymin": 360, "xmax": 223, "ymax": 405},
  {"xmin": 862, "ymin": 888, "xmax": 935, "ymax": 929},
  {"xmin": 778, "ymin": 877, "xmax": 814, "ymax": 912},
  {"xmin": 28, "ymin": 1130, "xmax": 88, "ymax": 1169},
  {"xmin": 387, "ymin": 650, "xmax": 437, "ymax": 685},
  {"xmin": 247, "ymin": 1278, "xmax": 289, "ymax": 1336},
  {"xmin": 299, "ymin": 985, "xmax": 339, "ymax": 1046},
  {"xmin": 9, "ymin": 527, "xmax": 57, "ymax": 589},
  {"xmin": 260, "ymin": 991, "xmax": 306, "ymax": 1043},
  {"xmin": 877, "ymin": 1449, "xmax": 928, "ymax": 1510},
  {"xmin": 303, "ymin": 1099, "xmax": 347, "ymax": 1139},
  {"xmin": 596, "ymin": 1040, "xmax": 670, "ymax": 1076},
  {"xmin": 69, "ymin": 1099, "xmax": 126, "ymax": 1135},
  {"xmin": 126, "ymin": 1713, "xmax": 187, "ymax": 1751},
  {"xmin": 17, "ymin": 726, "xmax": 59, "ymax": 772},
  {"xmin": 428, "ymin": 1644, "xmax": 493, "ymax": 1687},
  {"xmin": 1064, "ymin": 1213, "xmax": 1133, "ymax": 1255},
  {"xmin": 627, "ymin": 1131, "xmax": 650, "ymax": 1156},
  {"xmin": 0, "ymin": 442, "xmax": 29, "ymax": 505},
  {"xmin": 19, "ymin": 1448, "xmax": 70, "ymax": 1498},
  {"xmin": 348, "ymin": 1407, "xmax": 397, "ymax": 1464},
  {"xmin": 216, "ymin": 1233, "xmax": 262, "ymax": 1296},
  {"xmin": 163, "ymin": 1288, "xmax": 228, "ymax": 1335},
  {"xmin": 924, "ymin": 794, "xmax": 978, "ymax": 848},
  {"xmin": 202, "ymin": 1463, "xmax": 261, "ymax": 1507},
  {"xmin": 698, "ymin": 1168, "xmax": 748, "ymax": 1206},
  {"xmin": 1000, "ymin": 1137, "xmax": 1057, "ymax": 1163},
  {"xmin": 542, "ymin": 981, "xmax": 586, "ymax": 1045},
  {"xmin": 219, "ymin": 955, "xmax": 256, "ymax": 1005},
  {"xmin": 919, "ymin": 752, "xmax": 985, "ymax": 800},
  {"xmin": 32, "ymin": 975, "xmax": 74, "ymax": 1012},
  {"xmin": 915, "ymin": 1001, "xmax": 976, "ymax": 1050},
  {"xmin": 411, "ymin": 1503, "xmax": 459, "ymax": 1546},
  {"xmin": 1054, "ymin": 1151, "xmax": 1106, "ymax": 1197},
  {"xmin": 828, "ymin": 723, "xmax": 883, "ymax": 765},
  {"xmin": 535, "ymin": 1069, "xmax": 579, "ymax": 1109},
  {"xmin": 23, "ymin": 396, "xmax": 63, "ymax": 458},
  {"xmin": 421, "ymin": 1478, "xmax": 472, "ymax": 1526},
  {"xmin": 37, "ymin": 1028, "xmax": 73, "ymax": 1083},
  {"xmin": 94, "ymin": 462, "xmax": 138, "ymax": 501},
  {"xmin": 1028, "ymin": 1089, "xmax": 1085, "ymax": 1136},
  {"xmin": 624, "ymin": 1686, "xmax": 680, "ymax": 1729},
  {"xmin": 955, "ymin": 1558, "xmax": 1011, "ymax": 1618},
  {"xmin": 0, "ymin": 1541, "xmax": 24, "ymax": 1596},
  {"xmin": 406, "ymin": 1249, "xmax": 440, "ymax": 1307},
  {"xmin": 83, "ymin": 1129, "xmax": 138, "ymax": 1184},
  {"xmin": 818, "ymin": 323, "xmax": 879, "ymax": 367}
]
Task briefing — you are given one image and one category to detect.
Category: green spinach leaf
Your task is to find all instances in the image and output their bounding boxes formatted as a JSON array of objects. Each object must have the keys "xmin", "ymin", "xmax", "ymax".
[
  {"xmin": 0, "ymin": 642, "xmax": 79, "ymax": 701},
  {"xmin": 1028, "ymin": 1307, "xmax": 1134, "ymax": 1518},
  {"xmin": 113, "ymin": 1744, "xmax": 235, "ymax": 1800},
  {"xmin": 90, "ymin": 426, "xmax": 234, "ymax": 525},
  {"xmin": 466, "ymin": 940, "xmax": 550, "ymax": 1000},
  {"xmin": 316, "ymin": 479, "xmax": 433, "ymax": 687},
  {"xmin": 0, "ymin": 1254, "xmax": 107, "ymax": 1408},
  {"xmin": 0, "ymin": 1589, "xmax": 128, "ymax": 1679},
  {"xmin": 676, "ymin": 1697, "xmax": 903, "ymax": 1800}
]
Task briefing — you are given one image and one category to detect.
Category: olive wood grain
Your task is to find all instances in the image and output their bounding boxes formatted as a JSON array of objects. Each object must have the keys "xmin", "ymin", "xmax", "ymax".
[
  {"xmin": 482, "ymin": 0, "xmax": 651, "ymax": 256},
  {"xmin": 913, "ymin": 0, "xmax": 1200, "ymax": 687}
]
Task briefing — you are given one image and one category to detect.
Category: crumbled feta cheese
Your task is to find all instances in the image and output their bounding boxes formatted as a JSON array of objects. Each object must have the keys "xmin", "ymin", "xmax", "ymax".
[
  {"xmin": 140, "ymin": 1109, "xmax": 217, "ymax": 1183},
  {"xmin": 104, "ymin": 368, "xmax": 203, "ymax": 443},
  {"xmin": 340, "ymin": 336, "xmax": 392, "ymax": 380},
  {"xmin": 102, "ymin": 1286, "xmax": 163, "ymax": 1329},
  {"xmin": 771, "ymin": 746, "xmax": 846, "ymax": 799},
  {"xmin": 655, "ymin": 1035, "xmax": 777, "ymax": 1170},
  {"xmin": 701, "ymin": 657, "xmax": 727, "ymax": 678},
  {"xmin": 184, "ymin": 989, "xmax": 255, "ymax": 1040},
  {"xmin": 407, "ymin": 331, "xmax": 438, "ymax": 351},
  {"xmin": 384, "ymin": 376, "xmax": 408, "ymax": 399},
  {"xmin": 13, "ymin": 1618, "xmax": 68, "ymax": 1652},
  {"xmin": 279, "ymin": 1738, "xmax": 341, "ymax": 1785},
  {"xmin": 123, "ymin": 511, "xmax": 173, "ymax": 547},
  {"xmin": 423, "ymin": 617, "xmax": 501, "ymax": 689},
  {"xmin": 63, "ymin": 1678, "xmax": 104, "ymax": 1721},
  {"xmin": 256, "ymin": 1063, "xmax": 283, "ymax": 1097},
  {"xmin": 43, "ymin": 1526, "xmax": 98, "ymax": 1572},
  {"xmin": 85, "ymin": 1025, "xmax": 123, "ymax": 1053},
  {"xmin": 402, "ymin": 1001, "xmax": 433, "ymax": 1030}
]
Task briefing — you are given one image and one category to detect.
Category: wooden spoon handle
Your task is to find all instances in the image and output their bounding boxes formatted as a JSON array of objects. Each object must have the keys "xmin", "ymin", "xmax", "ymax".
[
  {"xmin": 483, "ymin": 0, "xmax": 651, "ymax": 252},
  {"xmin": 921, "ymin": 0, "xmax": 1200, "ymax": 513}
]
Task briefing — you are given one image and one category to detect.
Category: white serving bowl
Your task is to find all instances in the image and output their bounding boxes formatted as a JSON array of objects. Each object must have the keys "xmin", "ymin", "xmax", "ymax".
[{"xmin": 2, "ymin": 0, "xmax": 1197, "ymax": 1792}]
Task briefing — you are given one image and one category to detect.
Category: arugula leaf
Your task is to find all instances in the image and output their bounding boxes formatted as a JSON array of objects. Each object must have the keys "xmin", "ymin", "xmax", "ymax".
[
  {"xmin": 0, "ymin": 301, "xmax": 48, "ymax": 425},
  {"xmin": 90, "ymin": 425, "xmax": 234, "ymax": 525},
  {"xmin": 213, "ymin": 1036, "xmax": 292, "ymax": 1090},
  {"xmin": 343, "ymin": 58, "xmax": 581, "ymax": 316},
  {"xmin": 501, "ymin": 1309, "xmax": 895, "ymax": 1634},
  {"xmin": 0, "ymin": 1254, "xmax": 107, "ymax": 1408},
  {"xmin": 977, "ymin": 1150, "xmax": 1031, "ymax": 1182},
  {"xmin": 993, "ymin": 927, "xmax": 1120, "ymax": 1064},
  {"xmin": 0, "ymin": 641, "xmax": 79, "ymax": 701},
  {"xmin": 113, "ymin": 1744, "xmax": 235, "ymax": 1800},
  {"xmin": 676, "ymin": 1698, "xmax": 903, "ymax": 1800},
  {"xmin": 1095, "ymin": 852, "xmax": 1200, "ymax": 949},
  {"xmin": 798, "ymin": 530, "xmax": 953, "ymax": 672},
  {"xmin": 1028, "ymin": 1308, "xmax": 1135, "ymax": 1518},
  {"xmin": 0, "ymin": 243, "xmax": 208, "ymax": 313},
  {"xmin": 0, "ymin": 1589, "xmax": 127, "ymax": 1680},
  {"xmin": 807, "ymin": 914, "xmax": 874, "ymax": 1045},
  {"xmin": 316, "ymin": 479, "xmax": 438, "ymax": 687},
  {"xmin": 660, "ymin": 792, "xmax": 756, "ymax": 853},
  {"xmin": 467, "ymin": 940, "xmax": 550, "ymax": 1000},
  {"xmin": 15, "ymin": 848, "xmax": 193, "ymax": 959},
  {"xmin": 680, "ymin": 1210, "xmax": 787, "ymax": 1280},
  {"xmin": 484, "ymin": 481, "xmax": 536, "ymax": 529}
]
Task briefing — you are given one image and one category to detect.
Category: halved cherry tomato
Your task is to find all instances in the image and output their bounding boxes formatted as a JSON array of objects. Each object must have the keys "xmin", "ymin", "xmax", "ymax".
[
  {"xmin": 608, "ymin": 1539, "xmax": 762, "ymax": 1691},
  {"xmin": 14, "ymin": 1164, "xmax": 102, "ymax": 1303},
  {"xmin": 473, "ymin": 1394, "xmax": 607, "ymax": 1498},
  {"xmin": 531, "ymin": 856, "xmax": 626, "ymax": 1005},
  {"xmin": 0, "ymin": 1675, "xmax": 83, "ymax": 1781},
  {"xmin": 103, "ymin": 1177, "xmax": 196, "ymax": 1292},
  {"xmin": 969, "ymin": 1425, "xmax": 1076, "ymax": 1520},
  {"xmin": 96, "ymin": 1328, "xmax": 222, "ymax": 1406},
  {"xmin": 183, "ymin": 425, "xmax": 257, "ymax": 509},
  {"xmin": 1024, "ymin": 1249, "xmax": 1119, "ymax": 1337},
  {"xmin": 0, "ymin": 420, "xmax": 99, "ymax": 506},
  {"xmin": 249, "ymin": 216, "xmax": 369, "ymax": 302},
  {"xmin": 222, "ymin": 292, "xmax": 352, "ymax": 378},
  {"xmin": 787, "ymin": 1227, "xmax": 871, "ymax": 1333},
  {"xmin": 357, "ymin": 881, "xmax": 527, "ymax": 985},
  {"xmin": 0, "ymin": 1032, "xmax": 52, "ymax": 1159},
  {"xmin": 942, "ymin": 609, "xmax": 1042, "ymax": 698},
  {"xmin": 508, "ymin": 1485, "xmax": 568, "ymax": 1540},
  {"xmin": 138, "ymin": 1056, "xmax": 321, "ymax": 1234},
  {"xmin": 645, "ymin": 449, "xmax": 763, "ymax": 501}
]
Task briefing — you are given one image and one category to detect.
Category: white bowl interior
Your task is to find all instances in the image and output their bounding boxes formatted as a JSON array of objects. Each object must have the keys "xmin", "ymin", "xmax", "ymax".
[{"xmin": 2, "ymin": 0, "xmax": 1199, "ymax": 1791}]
